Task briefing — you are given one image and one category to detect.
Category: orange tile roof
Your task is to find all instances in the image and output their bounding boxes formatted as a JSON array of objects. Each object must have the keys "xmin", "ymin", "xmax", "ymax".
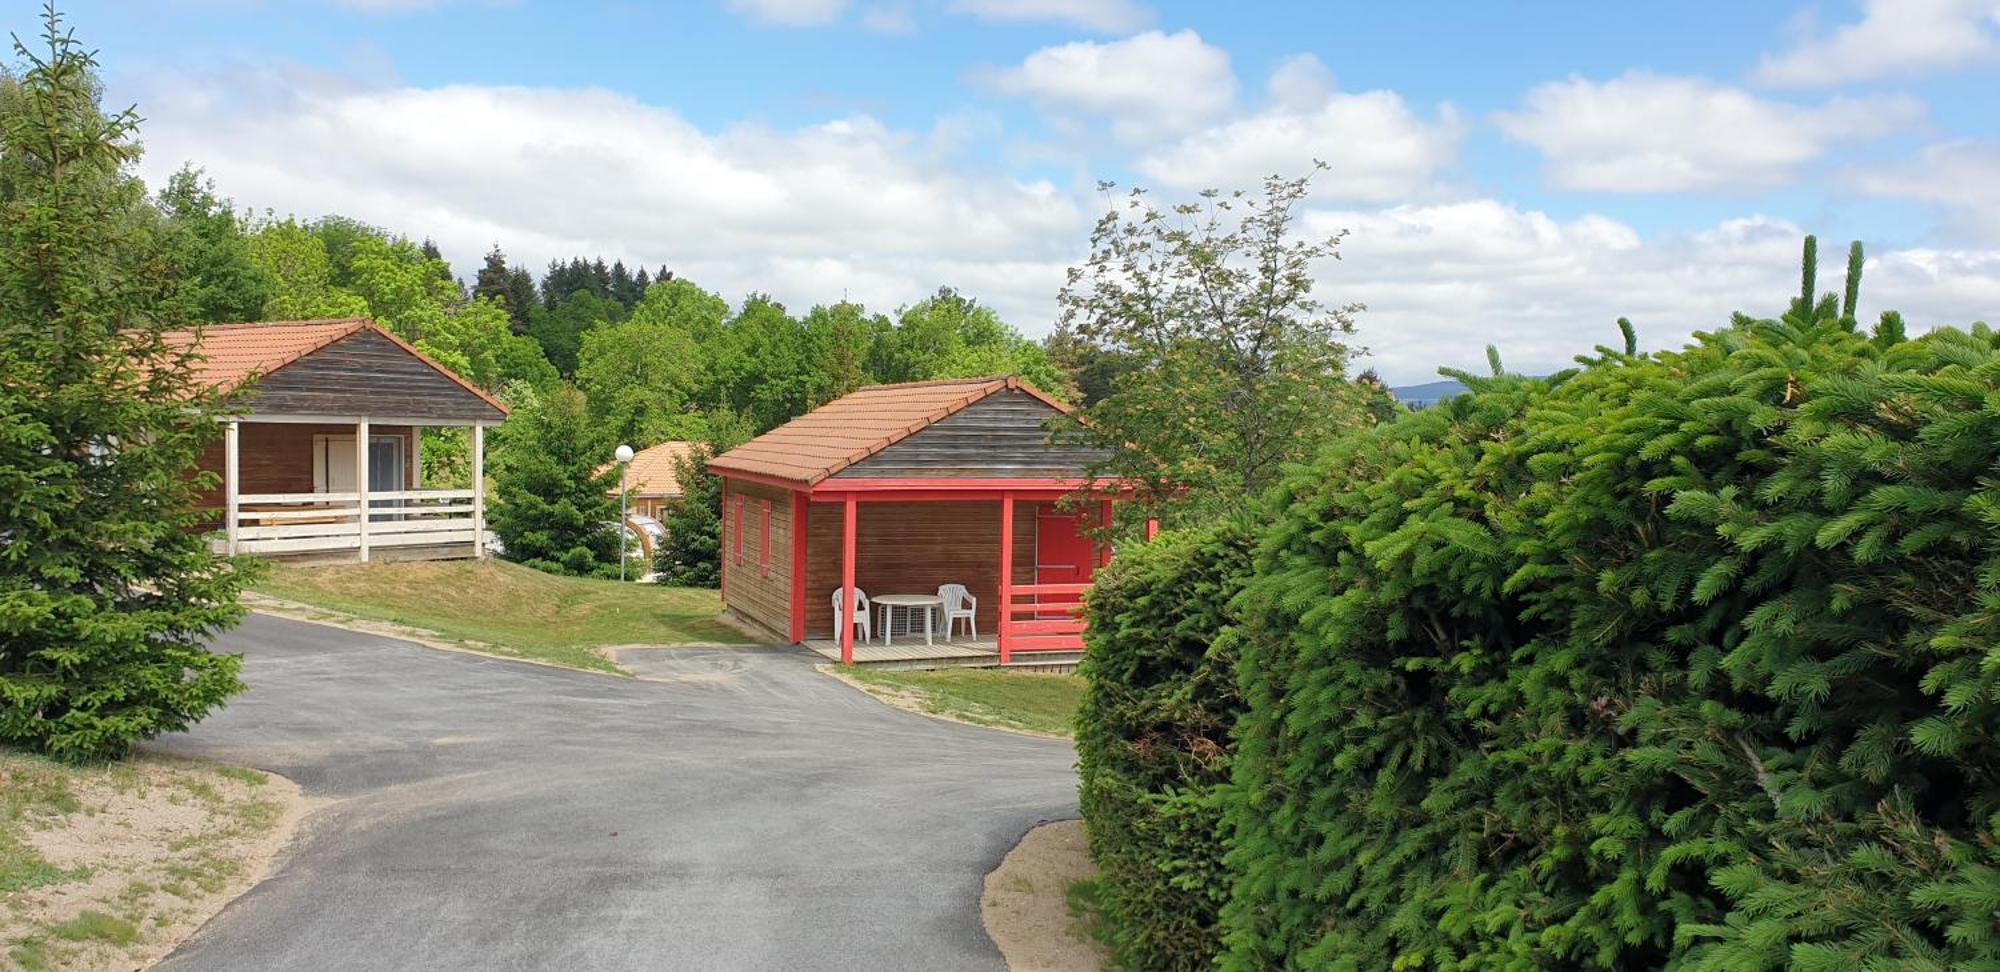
[
  {"xmin": 162, "ymin": 318, "xmax": 368, "ymax": 391},
  {"xmin": 159, "ymin": 318, "xmax": 508, "ymax": 415},
  {"xmin": 606, "ymin": 440, "xmax": 697, "ymax": 498},
  {"xmin": 708, "ymin": 376, "xmax": 1070, "ymax": 487}
]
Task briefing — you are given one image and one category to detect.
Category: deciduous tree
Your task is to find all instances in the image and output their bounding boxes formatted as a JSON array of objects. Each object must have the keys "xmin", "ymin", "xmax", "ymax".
[
  {"xmin": 155, "ymin": 165, "xmax": 272, "ymax": 323},
  {"xmin": 1054, "ymin": 169, "xmax": 1365, "ymax": 521},
  {"xmin": 574, "ymin": 279, "xmax": 713, "ymax": 446}
]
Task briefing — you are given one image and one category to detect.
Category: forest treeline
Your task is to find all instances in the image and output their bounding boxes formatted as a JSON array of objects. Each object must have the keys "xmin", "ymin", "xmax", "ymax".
[{"xmin": 160, "ymin": 165, "xmax": 1070, "ymax": 459}]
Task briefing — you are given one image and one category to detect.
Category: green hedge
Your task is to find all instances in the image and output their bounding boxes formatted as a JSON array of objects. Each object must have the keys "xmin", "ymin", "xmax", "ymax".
[
  {"xmin": 1220, "ymin": 298, "xmax": 2000, "ymax": 969},
  {"xmin": 1075, "ymin": 521, "xmax": 1254, "ymax": 971}
]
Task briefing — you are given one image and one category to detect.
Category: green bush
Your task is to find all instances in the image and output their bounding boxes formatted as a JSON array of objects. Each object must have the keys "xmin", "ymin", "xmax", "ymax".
[
  {"xmin": 1076, "ymin": 521, "xmax": 1254, "ymax": 971},
  {"xmin": 1221, "ymin": 289, "xmax": 2000, "ymax": 968}
]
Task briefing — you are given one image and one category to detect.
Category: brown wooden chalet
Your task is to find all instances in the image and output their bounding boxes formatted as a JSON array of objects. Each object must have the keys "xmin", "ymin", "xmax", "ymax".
[
  {"xmin": 169, "ymin": 318, "xmax": 507, "ymax": 563},
  {"xmin": 707, "ymin": 376, "xmax": 1129, "ymax": 667}
]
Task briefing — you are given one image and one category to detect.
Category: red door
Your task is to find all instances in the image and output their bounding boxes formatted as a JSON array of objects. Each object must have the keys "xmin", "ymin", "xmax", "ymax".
[{"xmin": 1034, "ymin": 507, "xmax": 1095, "ymax": 619}]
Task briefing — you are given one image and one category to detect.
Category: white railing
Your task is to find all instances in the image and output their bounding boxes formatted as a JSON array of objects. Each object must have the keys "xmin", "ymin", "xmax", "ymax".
[{"xmin": 227, "ymin": 489, "xmax": 478, "ymax": 556}]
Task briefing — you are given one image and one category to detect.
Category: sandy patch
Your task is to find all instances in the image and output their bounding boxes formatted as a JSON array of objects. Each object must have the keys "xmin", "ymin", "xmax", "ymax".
[
  {"xmin": 2, "ymin": 751, "xmax": 312, "ymax": 971},
  {"xmin": 982, "ymin": 819, "xmax": 1108, "ymax": 972}
]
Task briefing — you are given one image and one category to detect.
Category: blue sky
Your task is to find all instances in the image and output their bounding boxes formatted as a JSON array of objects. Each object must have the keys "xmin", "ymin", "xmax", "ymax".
[{"xmin": 34, "ymin": 0, "xmax": 2000, "ymax": 382}]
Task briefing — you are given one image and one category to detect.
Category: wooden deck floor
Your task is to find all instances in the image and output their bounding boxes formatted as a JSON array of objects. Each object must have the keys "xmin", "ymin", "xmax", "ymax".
[
  {"xmin": 800, "ymin": 636, "xmax": 1083, "ymax": 672},
  {"xmin": 803, "ymin": 635, "xmax": 999, "ymax": 665}
]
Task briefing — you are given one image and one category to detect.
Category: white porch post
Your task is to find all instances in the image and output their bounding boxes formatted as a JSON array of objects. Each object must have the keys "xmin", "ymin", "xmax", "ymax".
[
  {"xmin": 224, "ymin": 420, "xmax": 241, "ymax": 556},
  {"xmin": 472, "ymin": 423, "xmax": 487, "ymax": 559},
  {"xmin": 355, "ymin": 418, "xmax": 371, "ymax": 562},
  {"xmin": 840, "ymin": 493, "xmax": 857, "ymax": 665},
  {"xmin": 411, "ymin": 427, "xmax": 423, "ymax": 489}
]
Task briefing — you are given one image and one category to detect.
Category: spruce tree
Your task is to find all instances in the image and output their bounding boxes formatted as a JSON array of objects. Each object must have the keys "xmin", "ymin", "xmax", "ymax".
[
  {"xmin": 1798, "ymin": 233, "xmax": 1818, "ymax": 311},
  {"xmin": 1216, "ymin": 243, "xmax": 2000, "ymax": 969},
  {"xmin": 504, "ymin": 265, "xmax": 535, "ymax": 333},
  {"xmin": 473, "ymin": 244, "xmax": 534, "ymax": 334},
  {"xmin": 473, "ymin": 244, "xmax": 511, "ymax": 303},
  {"xmin": 0, "ymin": 6, "xmax": 248, "ymax": 761},
  {"xmin": 651, "ymin": 445, "xmax": 723, "ymax": 587},
  {"xmin": 488, "ymin": 383, "xmax": 621, "ymax": 576},
  {"xmin": 1841, "ymin": 240, "xmax": 1863, "ymax": 324}
]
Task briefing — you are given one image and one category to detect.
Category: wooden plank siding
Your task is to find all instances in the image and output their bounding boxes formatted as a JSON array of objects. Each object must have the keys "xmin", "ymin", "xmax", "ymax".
[
  {"xmin": 798, "ymin": 499, "xmax": 1038, "ymax": 640},
  {"xmin": 719, "ymin": 478, "xmax": 797, "ymax": 638},
  {"xmin": 241, "ymin": 329, "xmax": 505, "ymax": 423},
  {"xmin": 829, "ymin": 389, "xmax": 1109, "ymax": 479}
]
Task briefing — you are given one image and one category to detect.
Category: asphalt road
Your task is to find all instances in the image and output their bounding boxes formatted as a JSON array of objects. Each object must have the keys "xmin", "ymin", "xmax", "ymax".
[{"xmin": 149, "ymin": 613, "xmax": 1078, "ymax": 972}]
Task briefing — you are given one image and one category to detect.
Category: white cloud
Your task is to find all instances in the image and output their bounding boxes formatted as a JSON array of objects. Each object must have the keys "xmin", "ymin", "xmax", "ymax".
[
  {"xmin": 947, "ymin": 0, "xmax": 1150, "ymax": 33},
  {"xmin": 983, "ymin": 29, "xmax": 1235, "ymax": 143},
  {"xmin": 1313, "ymin": 202, "xmax": 2000, "ymax": 383},
  {"xmin": 119, "ymin": 65, "xmax": 2000, "ymax": 388},
  {"xmin": 1496, "ymin": 72, "xmax": 1922, "ymax": 192},
  {"xmin": 1135, "ymin": 54, "xmax": 1462, "ymax": 200},
  {"xmin": 726, "ymin": 0, "xmax": 849, "ymax": 27},
  {"xmin": 130, "ymin": 67, "xmax": 1083, "ymax": 331},
  {"xmin": 859, "ymin": 4, "xmax": 916, "ymax": 34},
  {"xmin": 1756, "ymin": 0, "xmax": 2000, "ymax": 86},
  {"xmin": 1846, "ymin": 141, "xmax": 2000, "ymax": 240}
]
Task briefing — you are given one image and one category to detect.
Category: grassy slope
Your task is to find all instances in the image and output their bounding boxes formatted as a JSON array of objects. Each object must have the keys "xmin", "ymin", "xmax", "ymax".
[
  {"xmin": 252, "ymin": 560, "xmax": 747, "ymax": 673},
  {"xmin": 842, "ymin": 668, "xmax": 1086, "ymax": 737}
]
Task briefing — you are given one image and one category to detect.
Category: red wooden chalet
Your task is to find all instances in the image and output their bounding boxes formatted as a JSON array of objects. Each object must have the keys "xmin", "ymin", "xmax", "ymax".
[{"xmin": 707, "ymin": 376, "xmax": 1128, "ymax": 667}]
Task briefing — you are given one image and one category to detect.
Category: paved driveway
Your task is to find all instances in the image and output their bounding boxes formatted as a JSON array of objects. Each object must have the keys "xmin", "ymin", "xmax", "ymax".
[{"xmin": 149, "ymin": 614, "xmax": 1078, "ymax": 972}]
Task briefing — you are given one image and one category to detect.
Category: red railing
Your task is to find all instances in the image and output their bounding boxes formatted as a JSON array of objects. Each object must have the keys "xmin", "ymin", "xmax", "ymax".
[{"xmin": 1000, "ymin": 582, "xmax": 1090, "ymax": 662}]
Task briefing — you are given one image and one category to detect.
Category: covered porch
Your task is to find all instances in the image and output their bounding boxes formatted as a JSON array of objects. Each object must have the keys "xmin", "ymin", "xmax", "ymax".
[
  {"xmin": 170, "ymin": 319, "xmax": 509, "ymax": 564},
  {"xmin": 202, "ymin": 417, "xmax": 489, "ymax": 562},
  {"xmin": 799, "ymin": 488, "xmax": 1111, "ymax": 666}
]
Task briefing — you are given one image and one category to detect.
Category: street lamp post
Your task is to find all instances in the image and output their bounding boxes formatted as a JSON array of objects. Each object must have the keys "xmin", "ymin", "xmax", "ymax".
[{"xmin": 615, "ymin": 444, "xmax": 635, "ymax": 581}]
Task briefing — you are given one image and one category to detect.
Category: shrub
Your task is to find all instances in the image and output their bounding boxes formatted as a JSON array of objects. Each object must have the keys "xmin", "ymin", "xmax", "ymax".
[
  {"xmin": 1075, "ymin": 521, "xmax": 1254, "ymax": 970},
  {"xmin": 1221, "ymin": 282, "xmax": 2000, "ymax": 968}
]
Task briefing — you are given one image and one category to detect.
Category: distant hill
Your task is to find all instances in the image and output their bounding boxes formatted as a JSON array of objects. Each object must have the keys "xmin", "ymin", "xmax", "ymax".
[{"xmin": 1388, "ymin": 379, "xmax": 1467, "ymax": 408}]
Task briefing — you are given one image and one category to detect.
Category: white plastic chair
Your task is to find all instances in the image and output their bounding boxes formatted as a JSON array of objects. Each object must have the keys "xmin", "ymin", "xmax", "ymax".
[
  {"xmin": 937, "ymin": 583, "xmax": 977, "ymax": 640},
  {"xmin": 830, "ymin": 587, "xmax": 873, "ymax": 644}
]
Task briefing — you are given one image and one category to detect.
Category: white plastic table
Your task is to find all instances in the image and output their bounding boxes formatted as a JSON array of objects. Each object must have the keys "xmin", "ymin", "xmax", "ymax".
[{"xmin": 872, "ymin": 594, "xmax": 942, "ymax": 646}]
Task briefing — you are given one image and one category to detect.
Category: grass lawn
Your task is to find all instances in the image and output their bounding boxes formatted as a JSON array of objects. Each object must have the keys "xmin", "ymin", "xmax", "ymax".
[
  {"xmin": 841, "ymin": 667, "xmax": 1086, "ymax": 737},
  {"xmin": 1, "ymin": 748, "xmax": 300, "ymax": 972},
  {"xmin": 251, "ymin": 559, "xmax": 747, "ymax": 674}
]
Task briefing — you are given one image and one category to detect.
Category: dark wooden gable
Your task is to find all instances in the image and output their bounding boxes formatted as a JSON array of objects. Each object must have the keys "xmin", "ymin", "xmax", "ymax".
[
  {"xmin": 832, "ymin": 388, "xmax": 1109, "ymax": 479},
  {"xmin": 241, "ymin": 329, "xmax": 504, "ymax": 423}
]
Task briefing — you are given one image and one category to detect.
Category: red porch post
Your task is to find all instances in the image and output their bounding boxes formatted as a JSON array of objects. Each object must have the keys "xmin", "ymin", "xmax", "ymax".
[
  {"xmin": 998, "ymin": 490, "xmax": 1015, "ymax": 665},
  {"xmin": 718, "ymin": 480, "xmax": 729, "ymax": 603},
  {"xmin": 789, "ymin": 491, "xmax": 809, "ymax": 644},
  {"xmin": 840, "ymin": 493, "xmax": 858, "ymax": 665}
]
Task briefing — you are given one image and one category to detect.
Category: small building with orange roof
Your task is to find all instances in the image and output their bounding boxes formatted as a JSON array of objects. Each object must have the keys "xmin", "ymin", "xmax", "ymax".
[
  {"xmin": 167, "ymin": 318, "xmax": 508, "ymax": 563},
  {"xmin": 707, "ymin": 375, "xmax": 1129, "ymax": 667},
  {"xmin": 607, "ymin": 440, "xmax": 696, "ymax": 521}
]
